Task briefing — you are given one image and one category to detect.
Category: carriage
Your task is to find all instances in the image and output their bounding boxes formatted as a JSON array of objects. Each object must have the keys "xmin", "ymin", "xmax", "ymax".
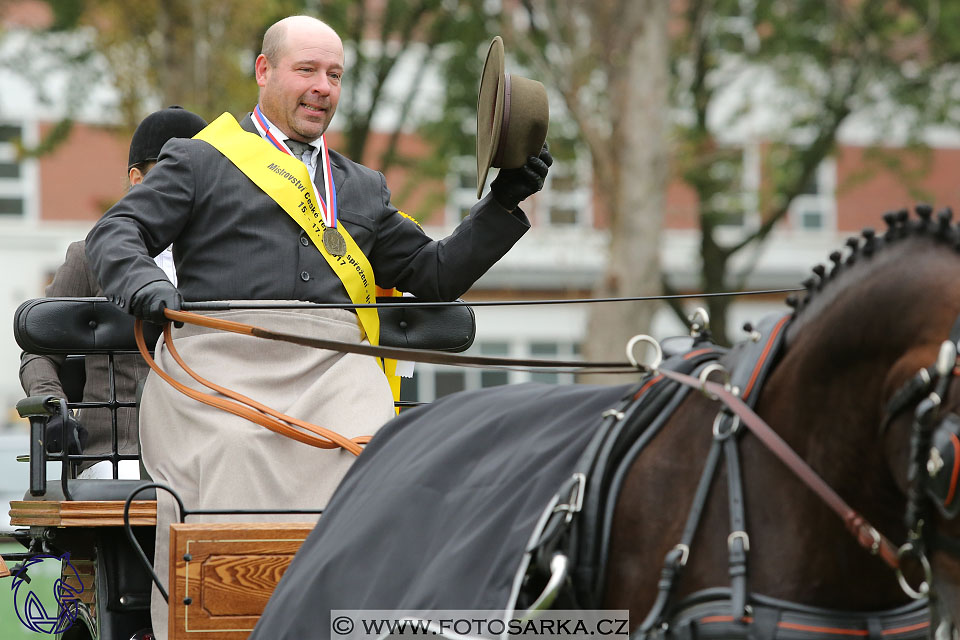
[
  {"xmin": 1, "ymin": 295, "xmax": 475, "ymax": 639},
  {"xmin": 4, "ymin": 205, "xmax": 960, "ymax": 640}
]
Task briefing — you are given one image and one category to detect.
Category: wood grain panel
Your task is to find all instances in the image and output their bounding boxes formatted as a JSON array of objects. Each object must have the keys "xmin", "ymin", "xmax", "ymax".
[
  {"xmin": 170, "ymin": 522, "xmax": 314, "ymax": 640},
  {"xmin": 9, "ymin": 500, "xmax": 157, "ymax": 527}
]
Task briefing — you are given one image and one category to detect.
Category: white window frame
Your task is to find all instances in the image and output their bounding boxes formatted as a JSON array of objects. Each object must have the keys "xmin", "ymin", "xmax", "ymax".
[
  {"xmin": 401, "ymin": 338, "xmax": 580, "ymax": 403},
  {"xmin": 446, "ymin": 154, "xmax": 593, "ymax": 228},
  {"xmin": 0, "ymin": 119, "xmax": 38, "ymax": 221},
  {"xmin": 788, "ymin": 157, "xmax": 836, "ymax": 232}
]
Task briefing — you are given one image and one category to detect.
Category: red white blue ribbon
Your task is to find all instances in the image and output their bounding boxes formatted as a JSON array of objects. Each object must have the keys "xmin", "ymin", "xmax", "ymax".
[{"xmin": 254, "ymin": 105, "xmax": 338, "ymax": 230}]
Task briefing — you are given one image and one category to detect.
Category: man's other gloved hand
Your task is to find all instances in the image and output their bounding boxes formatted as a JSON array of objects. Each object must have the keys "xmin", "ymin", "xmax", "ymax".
[
  {"xmin": 44, "ymin": 412, "xmax": 87, "ymax": 455},
  {"xmin": 130, "ymin": 280, "xmax": 182, "ymax": 325},
  {"xmin": 490, "ymin": 143, "xmax": 553, "ymax": 212}
]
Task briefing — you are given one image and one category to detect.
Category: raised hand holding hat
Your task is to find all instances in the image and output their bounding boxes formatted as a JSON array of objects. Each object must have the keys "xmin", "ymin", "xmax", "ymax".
[
  {"xmin": 490, "ymin": 143, "xmax": 553, "ymax": 212},
  {"xmin": 476, "ymin": 36, "xmax": 550, "ymax": 200}
]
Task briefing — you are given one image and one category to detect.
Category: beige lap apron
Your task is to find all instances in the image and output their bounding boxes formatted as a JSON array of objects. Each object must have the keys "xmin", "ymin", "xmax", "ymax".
[{"xmin": 140, "ymin": 306, "xmax": 394, "ymax": 640}]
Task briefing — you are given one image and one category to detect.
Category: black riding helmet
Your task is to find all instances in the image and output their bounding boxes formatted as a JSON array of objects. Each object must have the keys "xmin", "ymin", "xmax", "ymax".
[{"xmin": 128, "ymin": 105, "xmax": 207, "ymax": 169}]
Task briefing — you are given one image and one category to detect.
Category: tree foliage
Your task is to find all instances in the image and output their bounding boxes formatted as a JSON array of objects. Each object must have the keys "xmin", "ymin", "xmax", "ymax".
[
  {"xmin": 506, "ymin": 0, "xmax": 670, "ymax": 379},
  {"xmin": 9, "ymin": 0, "xmax": 492, "ymax": 187},
  {"xmin": 671, "ymin": 0, "xmax": 960, "ymax": 343}
]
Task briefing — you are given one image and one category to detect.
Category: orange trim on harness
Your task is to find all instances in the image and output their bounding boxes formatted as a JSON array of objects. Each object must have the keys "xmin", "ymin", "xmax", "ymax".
[
  {"xmin": 945, "ymin": 432, "xmax": 960, "ymax": 507},
  {"xmin": 698, "ymin": 615, "xmax": 929, "ymax": 636},
  {"xmin": 742, "ymin": 315, "xmax": 790, "ymax": 401}
]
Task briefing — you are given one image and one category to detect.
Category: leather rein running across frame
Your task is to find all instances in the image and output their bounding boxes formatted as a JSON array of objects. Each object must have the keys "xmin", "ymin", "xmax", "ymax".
[
  {"xmin": 134, "ymin": 306, "xmax": 914, "ymax": 581},
  {"xmin": 133, "ymin": 308, "xmax": 635, "ymax": 456}
]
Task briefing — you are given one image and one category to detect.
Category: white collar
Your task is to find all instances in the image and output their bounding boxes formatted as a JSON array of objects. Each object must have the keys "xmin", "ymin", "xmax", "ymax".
[{"xmin": 251, "ymin": 108, "xmax": 320, "ymax": 165}]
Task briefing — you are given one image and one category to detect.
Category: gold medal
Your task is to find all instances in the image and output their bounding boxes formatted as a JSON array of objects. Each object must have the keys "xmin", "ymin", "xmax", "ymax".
[{"xmin": 323, "ymin": 227, "xmax": 347, "ymax": 257}]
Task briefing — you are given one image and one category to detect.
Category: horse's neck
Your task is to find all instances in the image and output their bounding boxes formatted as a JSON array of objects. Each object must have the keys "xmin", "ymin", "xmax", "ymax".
[{"xmin": 741, "ymin": 239, "xmax": 960, "ymax": 605}]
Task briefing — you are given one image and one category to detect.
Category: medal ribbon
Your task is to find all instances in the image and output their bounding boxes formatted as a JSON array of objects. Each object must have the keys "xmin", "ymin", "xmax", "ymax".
[
  {"xmin": 194, "ymin": 112, "xmax": 382, "ymax": 355},
  {"xmin": 254, "ymin": 105, "xmax": 338, "ymax": 231}
]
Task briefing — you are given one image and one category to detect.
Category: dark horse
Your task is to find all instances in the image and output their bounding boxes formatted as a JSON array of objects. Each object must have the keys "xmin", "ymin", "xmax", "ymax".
[{"xmin": 252, "ymin": 207, "xmax": 960, "ymax": 639}]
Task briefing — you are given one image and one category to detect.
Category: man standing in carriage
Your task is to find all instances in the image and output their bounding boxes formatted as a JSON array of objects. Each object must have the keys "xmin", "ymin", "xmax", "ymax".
[{"xmin": 85, "ymin": 14, "xmax": 551, "ymax": 638}]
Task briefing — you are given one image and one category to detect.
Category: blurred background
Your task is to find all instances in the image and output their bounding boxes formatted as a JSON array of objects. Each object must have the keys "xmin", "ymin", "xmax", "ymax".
[{"xmin": 1, "ymin": 0, "xmax": 959, "ymax": 542}]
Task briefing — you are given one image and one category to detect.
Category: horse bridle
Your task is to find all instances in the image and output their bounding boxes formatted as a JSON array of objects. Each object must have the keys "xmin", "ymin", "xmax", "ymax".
[{"xmin": 882, "ymin": 325, "xmax": 960, "ymax": 600}]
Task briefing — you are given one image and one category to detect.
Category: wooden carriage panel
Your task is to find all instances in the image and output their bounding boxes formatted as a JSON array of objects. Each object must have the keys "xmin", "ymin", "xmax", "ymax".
[
  {"xmin": 169, "ymin": 522, "xmax": 314, "ymax": 640},
  {"xmin": 8, "ymin": 499, "xmax": 157, "ymax": 527}
]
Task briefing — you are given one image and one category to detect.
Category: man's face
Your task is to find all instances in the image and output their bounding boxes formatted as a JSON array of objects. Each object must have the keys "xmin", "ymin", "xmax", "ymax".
[{"xmin": 256, "ymin": 22, "xmax": 343, "ymax": 143}]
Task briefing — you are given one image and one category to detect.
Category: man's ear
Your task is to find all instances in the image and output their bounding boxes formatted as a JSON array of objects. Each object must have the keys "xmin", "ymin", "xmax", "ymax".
[
  {"xmin": 255, "ymin": 53, "xmax": 270, "ymax": 88},
  {"xmin": 129, "ymin": 166, "xmax": 145, "ymax": 185}
]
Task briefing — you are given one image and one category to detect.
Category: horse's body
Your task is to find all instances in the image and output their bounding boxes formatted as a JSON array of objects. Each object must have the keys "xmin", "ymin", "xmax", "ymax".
[
  {"xmin": 608, "ymin": 219, "xmax": 960, "ymax": 627},
  {"xmin": 253, "ymin": 210, "xmax": 960, "ymax": 638}
]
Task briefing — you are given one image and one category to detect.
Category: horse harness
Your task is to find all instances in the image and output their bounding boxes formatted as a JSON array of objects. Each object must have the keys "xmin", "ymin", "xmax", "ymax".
[{"xmin": 517, "ymin": 311, "xmax": 955, "ymax": 639}]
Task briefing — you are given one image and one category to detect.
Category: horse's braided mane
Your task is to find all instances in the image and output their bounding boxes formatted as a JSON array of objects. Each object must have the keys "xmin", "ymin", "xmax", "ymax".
[{"xmin": 784, "ymin": 203, "xmax": 957, "ymax": 315}]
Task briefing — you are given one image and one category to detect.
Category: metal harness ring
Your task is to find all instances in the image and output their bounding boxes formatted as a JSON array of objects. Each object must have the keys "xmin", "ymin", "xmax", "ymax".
[
  {"xmin": 895, "ymin": 542, "xmax": 932, "ymax": 600},
  {"xmin": 698, "ymin": 363, "xmax": 730, "ymax": 401},
  {"xmin": 626, "ymin": 335, "xmax": 662, "ymax": 371}
]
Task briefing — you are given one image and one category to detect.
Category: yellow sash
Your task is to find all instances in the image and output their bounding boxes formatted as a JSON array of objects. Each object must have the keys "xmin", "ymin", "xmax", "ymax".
[{"xmin": 195, "ymin": 113, "xmax": 401, "ymax": 400}]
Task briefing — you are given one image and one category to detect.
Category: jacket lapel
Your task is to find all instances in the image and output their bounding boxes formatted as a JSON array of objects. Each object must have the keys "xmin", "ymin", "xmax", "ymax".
[
  {"xmin": 328, "ymin": 152, "xmax": 347, "ymax": 197},
  {"xmin": 240, "ymin": 113, "xmax": 258, "ymax": 135}
]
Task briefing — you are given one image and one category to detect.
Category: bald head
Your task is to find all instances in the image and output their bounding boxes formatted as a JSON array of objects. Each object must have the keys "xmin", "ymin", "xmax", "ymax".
[
  {"xmin": 256, "ymin": 16, "xmax": 344, "ymax": 142},
  {"xmin": 261, "ymin": 16, "xmax": 339, "ymax": 65}
]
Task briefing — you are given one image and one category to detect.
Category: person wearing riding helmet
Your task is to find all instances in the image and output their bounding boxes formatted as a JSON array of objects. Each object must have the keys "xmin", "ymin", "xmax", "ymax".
[{"xmin": 19, "ymin": 106, "xmax": 208, "ymax": 480}]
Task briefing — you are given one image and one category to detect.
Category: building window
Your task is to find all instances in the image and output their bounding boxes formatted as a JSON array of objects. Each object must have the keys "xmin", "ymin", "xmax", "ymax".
[
  {"xmin": 447, "ymin": 155, "xmax": 593, "ymax": 227},
  {"xmin": 399, "ymin": 339, "xmax": 580, "ymax": 404},
  {"xmin": 788, "ymin": 159, "xmax": 835, "ymax": 232},
  {"xmin": 539, "ymin": 159, "xmax": 592, "ymax": 227},
  {"xmin": 0, "ymin": 198, "xmax": 24, "ymax": 215},
  {"xmin": 0, "ymin": 122, "xmax": 27, "ymax": 218},
  {"xmin": 0, "ymin": 162, "xmax": 20, "ymax": 179}
]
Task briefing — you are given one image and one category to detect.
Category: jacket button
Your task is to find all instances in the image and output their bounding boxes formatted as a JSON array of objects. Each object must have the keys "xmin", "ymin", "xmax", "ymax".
[
  {"xmin": 300, "ymin": 235, "xmax": 310, "ymax": 247},
  {"xmin": 300, "ymin": 271, "xmax": 310, "ymax": 282}
]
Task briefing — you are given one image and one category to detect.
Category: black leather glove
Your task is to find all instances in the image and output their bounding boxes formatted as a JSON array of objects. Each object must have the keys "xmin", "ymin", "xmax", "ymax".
[
  {"xmin": 490, "ymin": 143, "xmax": 553, "ymax": 212},
  {"xmin": 44, "ymin": 411, "xmax": 87, "ymax": 455},
  {"xmin": 129, "ymin": 280, "xmax": 182, "ymax": 325}
]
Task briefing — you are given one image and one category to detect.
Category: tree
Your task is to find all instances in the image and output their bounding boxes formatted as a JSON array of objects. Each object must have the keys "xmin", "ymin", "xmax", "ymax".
[
  {"xmin": 670, "ymin": 0, "xmax": 960, "ymax": 344},
  {"xmin": 17, "ymin": 0, "xmax": 490, "ymax": 185},
  {"xmin": 507, "ymin": 0, "xmax": 670, "ymax": 381}
]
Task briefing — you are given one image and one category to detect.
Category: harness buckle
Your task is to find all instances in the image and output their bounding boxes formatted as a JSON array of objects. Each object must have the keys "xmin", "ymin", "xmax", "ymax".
[
  {"xmin": 865, "ymin": 526, "xmax": 881, "ymax": 554},
  {"xmin": 672, "ymin": 543, "xmax": 690, "ymax": 567},
  {"xmin": 689, "ymin": 307, "xmax": 710, "ymax": 338},
  {"xmin": 602, "ymin": 409, "xmax": 625, "ymax": 421},
  {"xmin": 728, "ymin": 530, "xmax": 750, "ymax": 552},
  {"xmin": 928, "ymin": 448, "xmax": 945, "ymax": 477},
  {"xmin": 552, "ymin": 473, "xmax": 586, "ymax": 524}
]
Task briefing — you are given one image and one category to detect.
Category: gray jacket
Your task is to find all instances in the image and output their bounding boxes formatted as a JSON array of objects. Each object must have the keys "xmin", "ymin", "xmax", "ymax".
[{"xmin": 86, "ymin": 114, "xmax": 530, "ymax": 307}]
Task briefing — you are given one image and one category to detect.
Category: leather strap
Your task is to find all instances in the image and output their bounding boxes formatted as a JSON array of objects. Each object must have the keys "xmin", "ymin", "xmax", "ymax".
[
  {"xmin": 164, "ymin": 309, "xmax": 633, "ymax": 372},
  {"xmin": 655, "ymin": 367, "xmax": 901, "ymax": 569},
  {"xmin": 134, "ymin": 318, "xmax": 368, "ymax": 455}
]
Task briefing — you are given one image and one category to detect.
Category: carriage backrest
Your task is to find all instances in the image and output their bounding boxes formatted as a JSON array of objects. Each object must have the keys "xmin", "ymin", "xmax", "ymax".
[{"xmin": 14, "ymin": 296, "xmax": 477, "ymax": 354}]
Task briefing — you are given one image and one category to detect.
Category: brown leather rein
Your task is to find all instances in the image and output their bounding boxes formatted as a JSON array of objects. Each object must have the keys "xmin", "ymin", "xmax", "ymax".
[{"xmin": 133, "ymin": 308, "xmax": 635, "ymax": 457}]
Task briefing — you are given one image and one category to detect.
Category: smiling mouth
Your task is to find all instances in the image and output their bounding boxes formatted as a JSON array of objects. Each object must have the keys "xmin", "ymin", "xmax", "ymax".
[{"xmin": 301, "ymin": 103, "xmax": 326, "ymax": 114}]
